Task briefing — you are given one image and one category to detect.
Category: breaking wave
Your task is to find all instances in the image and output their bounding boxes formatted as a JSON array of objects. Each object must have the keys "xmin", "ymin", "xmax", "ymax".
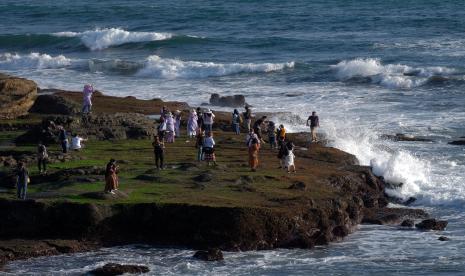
[
  {"xmin": 331, "ymin": 58, "xmax": 457, "ymax": 89},
  {"xmin": 0, "ymin": 52, "xmax": 74, "ymax": 69},
  {"xmin": 53, "ymin": 28, "xmax": 174, "ymax": 50},
  {"xmin": 137, "ymin": 55, "xmax": 295, "ymax": 78}
]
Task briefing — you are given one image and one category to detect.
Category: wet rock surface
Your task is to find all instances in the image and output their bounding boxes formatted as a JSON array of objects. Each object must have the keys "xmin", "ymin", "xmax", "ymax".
[
  {"xmin": 193, "ymin": 248, "xmax": 224, "ymax": 261},
  {"xmin": 362, "ymin": 208, "xmax": 429, "ymax": 225},
  {"xmin": 381, "ymin": 133, "xmax": 432, "ymax": 142},
  {"xmin": 209, "ymin": 93, "xmax": 246, "ymax": 107},
  {"xmin": 416, "ymin": 219, "xmax": 448, "ymax": 230},
  {"xmin": 89, "ymin": 263, "xmax": 150, "ymax": 275}
]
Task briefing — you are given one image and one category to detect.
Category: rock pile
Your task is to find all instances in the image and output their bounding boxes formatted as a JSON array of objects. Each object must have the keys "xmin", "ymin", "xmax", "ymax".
[{"xmin": 0, "ymin": 73, "xmax": 37, "ymax": 119}]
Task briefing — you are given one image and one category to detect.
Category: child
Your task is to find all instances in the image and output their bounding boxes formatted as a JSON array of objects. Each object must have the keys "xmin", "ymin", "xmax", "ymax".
[{"xmin": 284, "ymin": 141, "xmax": 296, "ymax": 173}]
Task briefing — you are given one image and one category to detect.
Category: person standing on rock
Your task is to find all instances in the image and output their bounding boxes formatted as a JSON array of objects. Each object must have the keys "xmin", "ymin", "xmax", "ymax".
[
  {"xmin": 202, "ymin": 132, "xmax": 217, "ymax": 166},
  {"xmin": 246, "ymin": 128, "xmax": 260, "ymax": 147},
  {"xmin": 58, "ymin": 126, "xmax": 68, "ymax": 153},
  {"xmin": 306, "ymin": 111, "xmax": 320, "ymax": 143},
  {"xmin": 243, "ymin": 106, "xmax": 253, "ymax": 132},
  {"xmin": 152, "ymin": 135, "xmax": 165, "ymax": 170},
  {"xmin": 267, "ymin": 121, "xmax": 277, "ymax": 150},
  {"xmin": 165, "ymin": 112, "xmax": 175, "ymax": 143},
  {"xmin": 37, "ymin": 141, "xmax": 48, "ymax": 174},
  {"xmin": 284, "ymin": 141, "xmax": 296, "ymax": 173},
  {"xmin": 187, "ymin": 109, "xmax": 198, "ymax": 139},
  {"xmin": 196, "ymin": 107, "xmax": 204, "ymax": 132},
  {"xmin": 82, "ymin": 84, "xmax": 94, "ymax": 114},
  {"xmin": 253, "ymin": 116, "xmax": 267, "ymax": 143},
  {"xmin": 232, "ymin": 109, "xmax": 242, "ymax": 135},
  {"xmin": 15, "ymin": 162, "xmax": 29, "ymax": 200},
  {"xmin": 104, "ymin": 159, "xmax": 119, "ymax": 194},
  {"xmin": 174, "ymin": 110, "xmax": 182, "ymax": 138},
  {"xmin": 195, "ymin": 129, "xmax": 205, "ymax": 161},
  {"xmin": 248, "ymin": 137, "xmax": 260, "ymax": 172},
  {"xmin": 277, "ymin": 124, "xmax": 286, "ymax": 147},
  {"xmin": 203, "ymin": 109, "xmax": 215, "ymax": 135}
]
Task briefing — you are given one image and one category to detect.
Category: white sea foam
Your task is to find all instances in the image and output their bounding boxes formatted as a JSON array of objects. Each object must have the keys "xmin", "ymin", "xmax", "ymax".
[
  {"xmin": 53, "ymin": 28, "xmax": 173, "ymax": 50},
  {"xmin": 331, "ymin": 58, "xmax": 455, "ymax": 89},
  {"xmin": 0, "ymin": 52, "xmax": 73, "ymax": 69},
  {"xmin": 136, "ymin": 55, "xmax": 295, "ymax": 78}
]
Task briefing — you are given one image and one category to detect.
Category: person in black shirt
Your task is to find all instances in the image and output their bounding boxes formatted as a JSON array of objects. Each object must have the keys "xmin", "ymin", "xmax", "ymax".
[
  {"xmin": 306, "ymin": 111, "xmax": 320, "ymax": 143},
  {"xmin": 253, "ymin": 116, "xmax": 267, "ymax": 143},
  {"xmin": 152, "ymin": 135, "xmax": 165, "ymax": 170},
  {"xmin": 37, "ymin": 141, "xmax": 48, "ymax": 174},
  {"xmin": 15, "ymin": 162, "xmax": 29, "ymax": 200},
  {"xmin": 58, "ymin": 127, "xmax": 68, "ymax": 153}
]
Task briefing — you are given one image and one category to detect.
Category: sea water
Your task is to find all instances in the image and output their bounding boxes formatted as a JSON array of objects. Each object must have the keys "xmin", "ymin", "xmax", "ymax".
[{"xmin": 2, "ymin": 0, "xmax": 465, "ymax": 274}]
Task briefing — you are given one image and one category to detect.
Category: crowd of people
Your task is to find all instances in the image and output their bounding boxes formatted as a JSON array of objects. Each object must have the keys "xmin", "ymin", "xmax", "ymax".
[{"xmin": 14, "ymin": 84, "xmax": 320, "ymax": 199}]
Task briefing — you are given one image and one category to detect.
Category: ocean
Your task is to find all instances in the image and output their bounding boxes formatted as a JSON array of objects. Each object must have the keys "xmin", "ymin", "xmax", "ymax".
[{"xmin": 2, "ymin": 0, "xmax": 465, "ymax": 274}]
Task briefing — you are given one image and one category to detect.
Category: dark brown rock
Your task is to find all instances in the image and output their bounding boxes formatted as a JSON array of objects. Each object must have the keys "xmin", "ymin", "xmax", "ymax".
[
  {"xmin": 89, "ymin": 263, "xmax": 149, "ymax": 275},
  {"xmin": 210, "ymin": 93, "xmax": 246, "ymax": 107},
  {"xmin": 29, "ymin": 94, "xmax": 79, "ymax": 115},
  {"xmin": 193, "ymin": 248, "xmax": 224, "ymax": 261},
  {"xmin": 400, "ymin": 219, "xmax": 415, "ymax": 227},
  {"xmin": 288, "ymin": 181, "xmax": 307, "ymax": 191},
  {"xmin": 449, "ymin": 140, "xmax": 465, "ymax": 145},
  {"xmin": 381, "ymin": 133, "xmax": 432, "ymax": 142},
  {"xmin": 415, "ymin": 219, "xmax": 448, "ymax": 230},
  {"xmin": 438, "ymin": 236, "xmax": 450, "ymax": 241},
  {"xmin": 0, "ymin": 73, "xmax": 37, "ymax": 119}
]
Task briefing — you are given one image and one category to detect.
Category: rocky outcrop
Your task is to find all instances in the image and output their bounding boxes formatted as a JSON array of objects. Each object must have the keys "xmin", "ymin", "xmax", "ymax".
[
  {"xmin": 415, "ymin": 219, "xmax": 448, "ymax": 230},
  {"xmin": 210, "ymin": 93, "xmax": 246, "ymax": 107},
  {"xmin": 448, "ymin": 140, "xmax": 465, "ymax": 145},
  {"xmin": 0, "ymin": 73, "xmax": 37, "ymax": 119},
  {"xmin": 381, "ymin": 133, "xmax": 432, "ymax": 142},
  {"xmin": 89, "ymin": 263, "xmax": 150, "ymax": 275},
  {"xmin": 29, "ymin": 94, "xmax": 80, "ymax": 115},
  {"xmin": 193, "ymin": 248, "xmax": 224, "ymax": 261}
]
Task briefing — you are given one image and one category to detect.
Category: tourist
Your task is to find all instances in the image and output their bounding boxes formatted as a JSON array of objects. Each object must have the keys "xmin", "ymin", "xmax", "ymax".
[
  {"xmin": 37, "ymin": 141, "xmax": 48, "ymax": 174},
  {"xmin": 104, "ymin": 159, "xmax": 119, "ymax": 194},
  {"xmin": 248, "ymin": 137, "xmax": 260, "ymax": 172},
  {"xmin": 246, "ymin": 129, "xmax": 260, "ymax": 147},
  {"xmin": 243, "ymin": 106, "xmax": 253, "ymax": 132},
  {"xmin": 15, "ymin": 162, "xmax": 29, "ymax": 200},
  {"xmin": 187, "ymin": 109, "xmax": 198, "ymax": 138},
  {"xmin": 196, "ymin": 107, "xmax": 204, "ymax": 132},
  {"xmin": 277, "ymin": 142, "xmax": 288, "ymax": 169},
  {"xmin": 284, "ymin": 141, "xmax": 296, "ymax": 173},
  {"xmin": 58, "ymin": 126, "xmax": 68, "ymax": 153},
  {"xmin": 306, "ymin": 111, "xmax": 320, "ymax": 143},
  {"xmin": 174, "ymin": 110, "xmax": 182, "ymax": 138},
  {"xmin": 203, "ymin": 109, "xmax": 215, "ymax": 135},
  {"xmin": 152, "ymin": 135, "xmax": 165, "ymax": 170},
  {"xmin": 157, "ymin": 117, "xmax": 167, "ymax": 141},
  {"xmin": 202, "ymin": 132, "xmax": 216, "ymax": 166},
  {"xmin": 195, "ymin": 129, "xmax": 205, "ymax": 161},
  {"xmin": 232, "ymin": 109, "xmax": 242, "ymax": 135},
  {"xmin": 253, "ymin": 116, "xmax": 267, "ymax": 143},
  {"xmin": 267, "ymin": 121, "xmax": 277, "ymax": 150},
  {"xmin": 160, "ymin": 106, "xmax": 169, "ymax": 119},
  {"xmin": 82, "ymin": 84, "xmax": 94, "ymax": 114},
  {"xmin": 277, "ymin": 124, "xmax": 286, "ymax": 147},
  {"xmin": 70, "ymin": 134, "xmax": 87, "ymax": 151},
  {"xmin": 165, "ymin": 112, "xmax": 175, "ymax": 143}
]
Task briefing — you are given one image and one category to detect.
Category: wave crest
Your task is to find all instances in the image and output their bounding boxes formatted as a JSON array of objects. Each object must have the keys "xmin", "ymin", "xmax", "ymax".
[
  {"xmin": 331, "ymin": 58, "xmax": 456, "ymax": 89},
  {"xmin": 0, "ymin": 52, "xmax": 73, "ymax": 69},
  {"xmin": 53, "ymin": 28, "xmax": 173, "ymax": 50},
  {"xmin": 137, "ymin": 55, "xmax": 295, "ymax": 79}
]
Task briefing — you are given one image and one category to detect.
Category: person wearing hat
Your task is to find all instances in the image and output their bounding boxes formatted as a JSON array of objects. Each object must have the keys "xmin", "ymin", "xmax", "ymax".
[
  {"xmin": 15, "ymin": 161, "xmax": 29, "ymax": 200},
  {"xmin": 306, "ymin": 111, "xmax": 320, "ymax": 143},
  {"xmin": 187, "ymin": 109, "xmax": 198, "ymax": 138},
  {"xmin": 104, "ymin": 159, "xmax": 119, "ymax": 194},
  {"xmin": 174, "ymin": 110, "xmax": 182, "ymax": 138},
  {"xmin": 165, "ymin": 112, "xmax": 175, "ymax": 143},
  {"xmin": 202, "ymin": 109, "xmax": 215, "ymax": 135}
]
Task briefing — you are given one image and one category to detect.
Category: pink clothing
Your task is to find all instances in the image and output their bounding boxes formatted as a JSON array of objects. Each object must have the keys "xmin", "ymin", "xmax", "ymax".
[{"xmin": 83, "ymin": 85, "xmax": 94, "ymax": 105}]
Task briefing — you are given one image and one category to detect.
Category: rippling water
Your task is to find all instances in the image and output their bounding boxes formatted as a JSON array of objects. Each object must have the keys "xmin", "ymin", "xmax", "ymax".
[{"xmin": 2, "ymin": 0, "xmax": 465, "ymax": 274}]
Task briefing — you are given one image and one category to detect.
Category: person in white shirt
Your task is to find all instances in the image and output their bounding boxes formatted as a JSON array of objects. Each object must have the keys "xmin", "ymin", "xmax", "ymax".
[
  {"xmin": 202, "ymin": 132, "xmax": 216, "ymax": 166},
  {"xmin": 202, "ymin": 109, "xmax": 215, "ymax": 135},
  {"xmin": 71, "ymin": 134, "xmax": 88, "ymax": 151},
  {"xmin": 245, "ymin": 129, "xmax": 260, "ymax": 147}
]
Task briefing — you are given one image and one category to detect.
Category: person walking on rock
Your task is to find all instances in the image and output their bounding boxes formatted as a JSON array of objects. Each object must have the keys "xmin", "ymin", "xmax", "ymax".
[
  {"xmin": 307, "ymin": 111, "xmax": 320, "ymax": 143},
  {"xmin": 104, "ymin": 159, "xmax": 119, "ymax": 194},
  {"xmin": 232, "ymin": 109, "xmax": 242, "ymax": 135},
  {"xmin": 203, "ymin": 109, "xmax": 215, "ymax": 135},
  {"xmin": 58, "ymin": 126, "xmax": 68, "ymax": 153},
  {"xmin": 37, "ymin": 141, "xmax": 48, "ymax": 174},
  {"xmin": 267, "ymin": 121, "xmax": 277, "ymax": 150},
  {"xmin": 202, "ymin": 132, "xmax": 216, "ymax": 166},
  {"xmin": 243, "ymin": 106, "xmax": 253, "ymax": 132},
  {"xmin": 152, "ymin": 135, "xmax": 165, "ymax": 170},
  {"xmin": 15, "ymin": 162, "xmax": 29, "ymax": 200},
  {"xmin": 253, "ymin": 116, "xmax": 267, "ymax": 143},
  {"xmin": 248, "ymin": 137, "xmax": 260, "ymax": 172},
  {"xmin": 165, "ymin": 112, "xmax": 175, "ymax": 143},
  {"xmin": 187, "ymin": 109, "xmax": 198, "ymax": 138},
  {"xmin": 82, "ymin": 84, "xmax": 94, "ymax": 114}
]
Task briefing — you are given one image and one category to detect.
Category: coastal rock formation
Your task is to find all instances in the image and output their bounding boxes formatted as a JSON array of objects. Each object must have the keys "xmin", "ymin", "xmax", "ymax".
[
  {"xmin": 0, "ymin": 73, "xmax": 37, "ymax": 119},
  {"xmin": 193, "ymin": 248, "xmax": 224, "ymax": 261},
  {"xmin": 400, "ymin": 219, "xmax": 415, "ymax": 227},
  {"xmin": 381, "ymin": 133, "xmax": 432, "ymax": 142},
  {"xmin": 210, "ymin": 93, "xmax": 246, "ymax": 107},
  {"xmin": 29, "ymin": 94, "xmax": 80, "ymax": 115},
  {"xmin": 448, "ymin": 140, "xmax": 465, "ymax": 145},
  {"xmin": 415, "ymin": 219, "xmax": 448, "ymax": 231},
  {"xmin": 89, "ymin": 263, "xmax": 150, "ymax": 275}
]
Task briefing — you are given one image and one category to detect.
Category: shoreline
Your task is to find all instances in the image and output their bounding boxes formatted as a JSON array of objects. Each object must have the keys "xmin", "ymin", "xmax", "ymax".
[{"xmin": 0, "ymin": 75, "xmax": 433, "ymax": 269}]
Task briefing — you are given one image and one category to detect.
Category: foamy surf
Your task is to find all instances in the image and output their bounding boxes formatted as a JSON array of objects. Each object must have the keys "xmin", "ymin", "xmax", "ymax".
[
  {"xmin": 136, "ymin": 55, "xmax": 295, "ymax": 78},
  {"xmin": 331, "ymin": 58, "xmax": 456, "ymax": 89},
  {"xmin": 53, "ymin": 28, "xmax": 174, "ymax": 50},
  {"xmin": 0, "ymin": 52, "xmax": 74, "ymax": 69}
]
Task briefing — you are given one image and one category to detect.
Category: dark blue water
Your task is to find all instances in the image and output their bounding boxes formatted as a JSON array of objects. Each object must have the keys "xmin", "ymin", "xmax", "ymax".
[{"xmin": 2, "ymin": 1, "xmax": 465, "ymax": 274}]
